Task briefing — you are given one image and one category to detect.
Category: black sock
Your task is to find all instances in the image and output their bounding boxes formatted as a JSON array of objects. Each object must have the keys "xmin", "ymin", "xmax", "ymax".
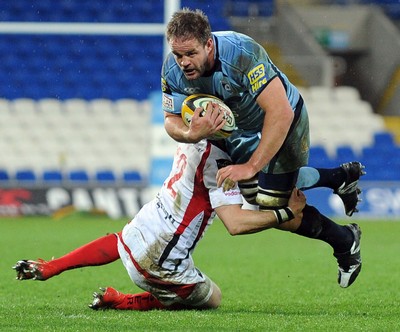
[
  {"xmin": 294, "ymin": 205, "xmax": 354, "ymax": 253},
  {"xmin": 316, "ymin": 214, "xmax": 354, "ymax": 253},
  {"xmin": 309, "ymin": 167, "xmax": 345, "ymax": 190}
]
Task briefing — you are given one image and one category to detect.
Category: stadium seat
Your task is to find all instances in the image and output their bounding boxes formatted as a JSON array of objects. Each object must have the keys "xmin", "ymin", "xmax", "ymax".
[
  {"xmin": 0, "ymin": 98, "xmax": 11, "ymax": 111},
  {"xmin": 15, "ymin": 169, "xmax": 37, "ymax": 183},
  {"xmin": 95, "ymin": 170, "xmax": 116, "ymax": 183},
  {"xmin": 68, "ymin": 170, "xmax": 90, "ymax": 183},
  {"xmin": 42, "ymin": 170, "xmax": 63, "ymax": 183},
  {"xmin": 335, "ymin": 145, "xmax": 359, "ymax": 163},
  {"xmin": 333, "ymin": 86, "xmax": 361, "ymax": 101},
  {"xmin": 308, "ymin": 146, "xmax": 335, "ymax": 168},
  {"xmin": 123, "ymin": 170, "xmax": 144, "ymax": 184},
  {"xmin": 373, "ymin": 132, "xmax": 396, "ymax": 148},
  {"xmin": 0, "ymin": 169, "xmax": 10, "ymax": 181}
]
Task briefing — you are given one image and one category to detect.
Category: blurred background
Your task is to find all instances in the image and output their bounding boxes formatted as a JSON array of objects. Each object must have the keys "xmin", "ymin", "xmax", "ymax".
[{"xmin": 0, "ymin": 0, "xmax": 399, "ymax": 219}]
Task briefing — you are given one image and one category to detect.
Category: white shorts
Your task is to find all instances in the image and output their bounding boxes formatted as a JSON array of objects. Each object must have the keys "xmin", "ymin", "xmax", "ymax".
[{"xmin": 116, "ymin": 203, "xmax": 214, "ymax": 306}]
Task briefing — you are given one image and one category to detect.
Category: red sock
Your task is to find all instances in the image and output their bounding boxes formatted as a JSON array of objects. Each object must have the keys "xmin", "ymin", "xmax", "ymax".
[
  {"xmin": 43, "ymin": 233, "xmax": 120, "ymax": 279},
  {"xmin": 113, "ymin": 291, "xmax": 166, "ymax": 311}
]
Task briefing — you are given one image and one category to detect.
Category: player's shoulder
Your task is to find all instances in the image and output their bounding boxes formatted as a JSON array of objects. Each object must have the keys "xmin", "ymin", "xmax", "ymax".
[
  {"xmin": 162, "ymin": 53, "xmax": 179, "ymax": 77},
  {"xmin": 213, "ymin": 31, "xmax": 264, "ymax": 71},
  {"xmin": 213, "ymin": 31, "xmax": 258, "ymax": 50}
]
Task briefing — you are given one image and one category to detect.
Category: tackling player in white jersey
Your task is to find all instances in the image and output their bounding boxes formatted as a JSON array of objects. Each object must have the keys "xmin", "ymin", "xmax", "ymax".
[{"xmin": 13, "ymin": 140, "xmax": 306, "ymax": 310}]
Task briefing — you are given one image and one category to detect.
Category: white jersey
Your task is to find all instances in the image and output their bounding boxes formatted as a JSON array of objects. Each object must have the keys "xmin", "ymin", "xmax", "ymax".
[{"xmin": 119, "ymin": 140, "xmax": 243, "ymax": 290}]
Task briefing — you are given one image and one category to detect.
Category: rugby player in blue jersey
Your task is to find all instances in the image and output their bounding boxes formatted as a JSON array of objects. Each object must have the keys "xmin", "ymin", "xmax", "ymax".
[{"xmin": 161, "ymin": 8, "xmax": 362, "ymax": 288}]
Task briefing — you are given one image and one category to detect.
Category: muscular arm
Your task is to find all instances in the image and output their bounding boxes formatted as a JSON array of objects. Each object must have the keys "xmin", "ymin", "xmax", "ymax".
[
  {"xmin": 216, "ymin": 77, "xmax": 294, "ymax": 186},
  {"xmin": 216, "ymin": 188, "xmax": 305, "ymax": 235},
  {"xmin": 164, "ymin": 112, "xmax": 194, "ymax": 143},
  {"xmin": 248, "ymin": 77, "xmax": 294, "ymax": 172}
]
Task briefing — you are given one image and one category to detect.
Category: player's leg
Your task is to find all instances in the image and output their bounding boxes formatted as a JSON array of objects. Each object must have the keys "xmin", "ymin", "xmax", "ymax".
[
  {"xmin": 90, "ymin": 265, "xmax": 221, "ymax": 311},
  {"xmin": 293, "ymin": 205, "xmax": 362, "ymax": 287},
  {"xmin": 115, "ymin": 229, "xmax": 221, "ymax": 311},
  {"xmin": 241, "ymin": 162, "xmax": 365, "ymax": 217},
  {"xmin": 231, "ymin": 102, "xmax": 363, "ymax": 216},
  {"xmin": 89, "ymin": 286, "xmax": 165, "ymax": 311},
  {"xmin": 89, "ymin": 280, "xmax": 221, "ymax": 311},
  {"xmin": 297, "ymin": 162, "xmax": 365, "ymax": 216},
  {"xmin": 239, "ymin": 162, "xmax": 365, "ymax": 217},
  {"xmin": 13, "ymin": 233, "xmax": 120, "ymax": 281},
  {"xmin": 255, "ymin": 171, "xmax": 362, "ymax": 288}
]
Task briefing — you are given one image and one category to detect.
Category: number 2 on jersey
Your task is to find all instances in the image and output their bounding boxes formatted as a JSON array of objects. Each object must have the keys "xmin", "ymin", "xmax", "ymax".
[{"xmin": 166, "ymin": 151, "xmax": 187, "ymax": 199}]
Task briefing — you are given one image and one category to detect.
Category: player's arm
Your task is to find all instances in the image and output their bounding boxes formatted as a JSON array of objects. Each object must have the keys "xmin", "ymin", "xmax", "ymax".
[
  {"xmin": 216, "ymin": 188, "xmax": 305, "ymax": 235},
  {"xmin": 216, "ymin": 77, "xmax": 293, "ymax": 187},
  {"xmin": 164, "ymin": 102, "xmax": 226, "ymax": 143},
  {"xmin": 247, "ymin": 77, "xmax": 294, "ymax": 172}
]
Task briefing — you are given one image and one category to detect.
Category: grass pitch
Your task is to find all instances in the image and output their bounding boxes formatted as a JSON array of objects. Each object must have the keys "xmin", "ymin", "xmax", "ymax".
[{"xmin": 1, "ymin": 215, "xmax": 399, "ymax": 331}]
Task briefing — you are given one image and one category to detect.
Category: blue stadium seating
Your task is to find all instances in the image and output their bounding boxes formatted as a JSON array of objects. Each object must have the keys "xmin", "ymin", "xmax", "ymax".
[
  {"xmin": 335, "ymin": 145, "xmax": 359, "ymax": 163},
  {"xmin": 68, "ymin": 170, "xmax": 90, "ymax": 183},
  {"xmin": 15, "ymin": 170, "xmax": 37, "ymax": 183},
  {"xmin": 0, "ymin": 169, "xmax": 10, "ymax": 181},
  {"xmin": 373, "ymin": 132, "xmax": 396, "ymax": 149},
  {"xmin": 123, "ymin": 170, "xmax": 144, "ymax": 184},
  {"xmin": 308, "ymin": 146, "xmax": 336, "ymax": 168},
  {"xmin": 95, "ymin": 170, "xmax": 116, "ymax": 183},
  {"xmin": 42, "ymin": 170, "xmax": 64, "ymax": 184},
  {"xmin": 0, "ymin": 1, "xmax": 234, "ymax": 101}
]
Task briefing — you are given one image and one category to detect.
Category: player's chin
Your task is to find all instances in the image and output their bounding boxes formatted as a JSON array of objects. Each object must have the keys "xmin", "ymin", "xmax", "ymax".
[{"xmin": 184, "ymin": 70, "xmax": 199, "ymax": 80}]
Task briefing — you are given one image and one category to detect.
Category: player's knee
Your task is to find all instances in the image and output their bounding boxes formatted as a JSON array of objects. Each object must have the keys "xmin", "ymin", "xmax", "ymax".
[
  {"xmin": 255, "ymin": 189, "xmax": 291, "ymax": 210},
  {"xmin": 256, "ymin": 171, "xmax": 298, "ymax": 208},
  {"xmin": 204, "ymin": 283, "xmax": 222, "ymax": 309}
]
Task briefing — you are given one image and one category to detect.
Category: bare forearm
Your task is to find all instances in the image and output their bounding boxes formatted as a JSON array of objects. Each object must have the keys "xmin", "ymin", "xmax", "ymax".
[
  {"xmin": 216, "ymin": 189, "xmax": 305, "ymax": 235},
  {"xmin": 164, "ymin": 112, "xmax": 197, "ymax": 143},
  {"xmin": 217, "ymin": 205, "xmax": 278, "ymax": 235}
]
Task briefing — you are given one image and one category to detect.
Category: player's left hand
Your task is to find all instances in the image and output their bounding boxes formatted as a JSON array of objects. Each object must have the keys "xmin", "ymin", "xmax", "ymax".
[{"xmin": 217, "ymin": 164, "xmax": 258, "ymax": 191}]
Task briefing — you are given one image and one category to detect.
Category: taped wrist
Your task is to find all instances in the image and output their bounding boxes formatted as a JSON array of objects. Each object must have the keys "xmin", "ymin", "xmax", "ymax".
[{"xmin": 273, "ymin": 207, "xmax": 295, "ymax": 224}]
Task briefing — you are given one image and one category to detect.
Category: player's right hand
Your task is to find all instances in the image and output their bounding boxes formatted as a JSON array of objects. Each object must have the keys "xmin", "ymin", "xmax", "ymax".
[
  {"xmin": 288, "ymin": 188, "xmax": 306, "ymax": 217},
  {"xmin": 188, "ymin": 102, "xmax": 226, "ymax": 141}
]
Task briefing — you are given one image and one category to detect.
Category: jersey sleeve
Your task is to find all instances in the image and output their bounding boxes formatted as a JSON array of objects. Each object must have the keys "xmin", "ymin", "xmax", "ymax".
[
  {"xmin": 203, "ymin": 144, "xmax": 243, "ymax": 209},
  {"xmin": 161, "ymin": 88, "xmax": 187, "ymax": 115},
  {"xmin": 161, "ymin": 54, "xmax": 187, "ymax": 115},
  {"xmin": 244, "ymin": 46, "xmax": 278, "ymax": 97},
  {"xmin": 208, "ymin": 186, "xmax": 243, "ymax": 209}
]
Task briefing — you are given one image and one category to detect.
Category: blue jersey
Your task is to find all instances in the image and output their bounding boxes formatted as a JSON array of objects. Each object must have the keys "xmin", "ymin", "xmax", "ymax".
[
  {"xmin": 161, "ymin": 31, "xmax": 309, "ymax": 175},
  {"xmin": 161, "ymin": 31, "xmax": 301, "ymax": 133}
]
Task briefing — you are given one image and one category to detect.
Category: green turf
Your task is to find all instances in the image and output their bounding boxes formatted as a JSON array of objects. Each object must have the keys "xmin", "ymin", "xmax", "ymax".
[{"xmin": 1, "ymin": 215, "xmax": 399, "ymax": 331}]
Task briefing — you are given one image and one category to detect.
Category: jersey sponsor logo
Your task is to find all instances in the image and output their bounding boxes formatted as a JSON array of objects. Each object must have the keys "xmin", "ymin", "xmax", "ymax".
[
  {"xmin": 161, "ymin": 78, "xmax": 171, "ymax": 94},
  {"xmin": 184, "ymin": 87, "xmax": 201, "ymax": 94},
  {"xmin": 162, "ymin": 94, "xmax": 174, "ymax": 111},
  {"xmin": 156, "ymin": 196, "xmax": 179, "ymax": 225},
  {"xmin": 247, "ymin": 64, "xmax": 267, "ymax": 93},
  {"xmin": 224, "ymin": 191, "xmax": 241, "ymax": 197}
]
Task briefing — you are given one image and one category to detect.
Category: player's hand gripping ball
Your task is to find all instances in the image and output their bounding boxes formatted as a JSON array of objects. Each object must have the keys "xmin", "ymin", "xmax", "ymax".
[{"xmin": 181, "ymin": 94, "xmax": 236, "ymax": 140}]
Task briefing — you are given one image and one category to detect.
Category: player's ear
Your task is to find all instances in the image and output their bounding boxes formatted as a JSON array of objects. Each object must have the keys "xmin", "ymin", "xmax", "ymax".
[{"xmin": 205, "ymin": 38, "xmax": 213, "ymax": 54}]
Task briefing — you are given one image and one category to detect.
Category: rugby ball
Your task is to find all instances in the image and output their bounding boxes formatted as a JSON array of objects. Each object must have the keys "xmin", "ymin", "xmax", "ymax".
[{"xmin": 181, "ymin": 94, "xmax": 236, "ymax": 140}]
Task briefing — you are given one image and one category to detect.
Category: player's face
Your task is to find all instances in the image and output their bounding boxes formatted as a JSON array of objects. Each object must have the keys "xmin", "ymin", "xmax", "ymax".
[{"xmin": 169, "ymin": 37, "xmax": 213, "ymax": 80}]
